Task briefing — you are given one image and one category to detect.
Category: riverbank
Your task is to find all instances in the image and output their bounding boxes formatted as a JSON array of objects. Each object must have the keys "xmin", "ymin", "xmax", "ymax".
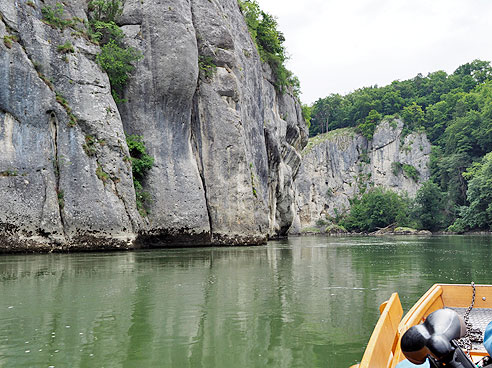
[
  {"xmin": 297, "ymin": 225, "xmax": 492, "ymax": 237},
  {"xmin": 3, "ymin": 230, "xmax": 492, "ymax": 255}
]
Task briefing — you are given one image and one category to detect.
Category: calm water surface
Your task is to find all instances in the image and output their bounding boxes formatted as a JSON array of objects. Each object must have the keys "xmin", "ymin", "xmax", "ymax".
[{"xmin": 1, "ymin": 236, "xmax": 492, "ymax": 368}]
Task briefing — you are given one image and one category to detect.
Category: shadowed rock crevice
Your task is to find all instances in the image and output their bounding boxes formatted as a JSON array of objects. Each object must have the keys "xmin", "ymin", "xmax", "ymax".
[{"xmin": 48, "ymin": 112, "xmax": 67, "ymax": 239}]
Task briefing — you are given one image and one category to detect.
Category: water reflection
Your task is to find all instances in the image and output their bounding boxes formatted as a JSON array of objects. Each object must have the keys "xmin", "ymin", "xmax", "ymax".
[{"xmin": 0, "ymin": 236, "xmax": 491, "ymax": 367}]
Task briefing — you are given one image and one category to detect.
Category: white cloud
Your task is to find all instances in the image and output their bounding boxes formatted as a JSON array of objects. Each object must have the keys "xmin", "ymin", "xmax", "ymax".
[{"xmin": 256, "ymin": 0, "xmax": 492, "ymax": 104}]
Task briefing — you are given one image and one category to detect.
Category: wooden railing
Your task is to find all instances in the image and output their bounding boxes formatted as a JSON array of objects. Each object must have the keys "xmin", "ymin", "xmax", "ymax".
[{"xmin": 351, "ymin": 292, "xmax": 403, "ymax": 368}]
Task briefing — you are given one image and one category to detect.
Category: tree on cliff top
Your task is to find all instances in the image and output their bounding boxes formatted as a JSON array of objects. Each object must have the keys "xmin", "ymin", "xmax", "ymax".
[{"xmin": 238, "ymin": 0, "xmax": 299, "ymax": 95}]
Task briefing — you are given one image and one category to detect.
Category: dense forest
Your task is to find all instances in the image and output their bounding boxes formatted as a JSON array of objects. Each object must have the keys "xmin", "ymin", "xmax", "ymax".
[{"xmin": 307, "ymin": 60, "xmax": 492, "ymax": 233}]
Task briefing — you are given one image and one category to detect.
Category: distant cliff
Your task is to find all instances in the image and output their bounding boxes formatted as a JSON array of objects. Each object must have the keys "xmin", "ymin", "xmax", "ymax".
[
  {"xmin": 0, "ymin": 0, "xmax": 307, "ymax": 251},
  {"xmin": 290, "ymin": 120, "xmax": 431, "ymax": 233}
]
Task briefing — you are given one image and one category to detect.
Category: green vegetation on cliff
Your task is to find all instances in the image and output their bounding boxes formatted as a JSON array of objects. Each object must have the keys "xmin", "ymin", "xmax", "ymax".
[
  {"xmin": 40, "ymin": 0, "xmax": 142, "ymax": 102},
  {"xmin": 302, "ymin": 127, "xmax": 356, "ymax": 156},
  {"xmin": 311, "ymin": 60, "xmax": 492, "ymax": 232},
  {"xmin": 88, "ymin": 0, "xmax": 142, "ymax": 102},
  {"xmin": 126, "ymin": 135, "xmax": 154, "ymax": 216},
  {"xmin": 41, "ymin": 3, "xmax": 73, "ymax": 29},
  {"xmin": 238, "ymin": 0, "xmax": 299, "ymax": 95}
]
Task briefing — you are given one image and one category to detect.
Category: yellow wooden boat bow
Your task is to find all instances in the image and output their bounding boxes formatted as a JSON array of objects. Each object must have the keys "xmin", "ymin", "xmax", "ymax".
[{"xmin": 351, "ymin": 284, "xmax": 492, "ymax": 367}]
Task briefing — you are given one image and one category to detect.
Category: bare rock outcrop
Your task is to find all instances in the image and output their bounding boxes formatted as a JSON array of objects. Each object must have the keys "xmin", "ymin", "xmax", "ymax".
[{"xmin": 291, "ymin": 120, "xmax": 431, "ymax": 233}]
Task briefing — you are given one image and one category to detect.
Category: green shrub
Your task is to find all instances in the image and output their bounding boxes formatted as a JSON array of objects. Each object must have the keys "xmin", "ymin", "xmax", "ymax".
[
  {"xmin": 88, "ymin": 20, "xmax": 124, "ymax": 44},
  {"xmin": 0, "ymin": 170, "xmax": 18, "ymax": 177},
  {"xmin": 96, "ymin": 164, "xmax": 109, "ymax": 184},
  {"xmin": 41, "ymin": 3, "xmax": 73, "ymax": 29},
  {"xmin": 55, "ymin": 92, "xmax": 70, "ymax": 112},
  {"xmin": 198, "ymin": 55, "xmax": 217, "ymax": 80},
  {"xmin": 96, "ymin": 40, "xmax": 142, "ymax": 99},
  {"xmin": 126, "ymin": 135, "xmax": 154, "ymax": 177},
  {"xmin": 83, "ymin": 135, "xmax": 97, "ymax": 156},
  {"xmin": 3, "ymin": 35, "xmax": 18, "ymax": 49},
  {"xmin": 340, "ymin": 187, "xmax": 411, "ymax": 232},
  {"xmin": 57, "ymin": 189, "xmax": 65, "ymax": 209},
  {"xmin": 3, "ymin": 36, "xmax": 12, "ymax": 49},
  {"xmin": 54, "ymin": 92, "xmax": 77, "ymax": 126},
  {"xmin": 126, "ymin": 134, "xmax": 154, "ymax": 216},
  {"xmin": 87, "ymin": 0, "xmax": 142, "ymax": 101},
  {"xmin": 301, "ymin": 104, "xmax": 312, "ymax": 128},
  {"xmin": 249, "ymin": 163, "xmax": 258, "ymax": 198},
  {"xmin": 57, "ymin": 41, "xmax": 74, "ymax": 54},
  {"xmin": 88, "ymin": 0, "xmax": 123, "ymax": 23},
  {"xmin": 358, "ymin": 109, "xmax": 381, "ymax": 140},
  {"xmin": 68, "ymin": 112, "xmax": 77, "ymax": 127},
  {"xmin": 238, "ymin": 0, "xmax": 299, "ymax": 94},
  {"xmin": 402, "ymin": 164, "xmax": 419, "ymax": 182}
]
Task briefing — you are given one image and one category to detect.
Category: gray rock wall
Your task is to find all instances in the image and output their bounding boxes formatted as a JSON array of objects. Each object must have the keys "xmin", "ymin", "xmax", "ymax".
[
  {"xmin": 0, "ymin": 0, "xmax": 307, "ymax": 251},
  {"xmin": 291, "ymin": 120, "xmax": 431, "ymax": 233},
  {"xmin": 119, "ymin": 0, "xmax": 307, "ymax": 246},
  {"xmin": 0, "ymin": 0, "xmax": 140, "ymax": 251}
]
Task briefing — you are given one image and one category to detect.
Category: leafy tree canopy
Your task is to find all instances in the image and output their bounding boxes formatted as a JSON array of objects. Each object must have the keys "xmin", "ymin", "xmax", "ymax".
[
  {"xmin": 308, "ymin": 59, "xmax": 492, "ymax": 139},
  {"xmin": 340, "ymin": 188, "xmax": 411, "ymax": 232}
]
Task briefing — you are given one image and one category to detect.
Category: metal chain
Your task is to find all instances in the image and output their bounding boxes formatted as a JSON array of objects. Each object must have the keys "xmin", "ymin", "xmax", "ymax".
[{"xmin": 457, "ymin": 282, "xmax": 483, "ymax": 359}]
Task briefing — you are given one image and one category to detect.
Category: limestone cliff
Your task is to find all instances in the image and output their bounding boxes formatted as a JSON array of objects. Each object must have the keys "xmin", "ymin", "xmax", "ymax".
[
  {"xmin": 0, "ymin": 0, "xmax": 307, "ymax": 251},
  {"xmin": 291, "ymin": 120, "xmax": 431, "ymax": 233}
]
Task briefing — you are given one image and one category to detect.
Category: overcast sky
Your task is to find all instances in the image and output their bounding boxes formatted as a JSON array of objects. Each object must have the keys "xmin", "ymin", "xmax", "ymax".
[{"xmin": 255, "ymin": 0, "xmax": 492, "ymax": 104}]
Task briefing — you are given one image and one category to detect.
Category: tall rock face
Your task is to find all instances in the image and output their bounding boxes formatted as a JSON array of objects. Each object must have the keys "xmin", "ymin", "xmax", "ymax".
[
  {"xmin": 291, "ymin": 120, "xmax": 431, "ymax": 233},
  {"xmin": 0, "ymin": 0, "xmax": 141, "ymax": 251},
  {"xmin": 0, "ymin": 0, "xmax": 307, "ymax": 251},
  {"xmin": 119, "ymin": 0, "xmax": 307, "ymax": 246}
]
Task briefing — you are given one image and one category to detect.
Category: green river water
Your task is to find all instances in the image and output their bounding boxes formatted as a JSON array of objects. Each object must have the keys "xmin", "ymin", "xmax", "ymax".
[{"xmin": 1, "ymin": 235, "xmax": 492, "ymax": 368}]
